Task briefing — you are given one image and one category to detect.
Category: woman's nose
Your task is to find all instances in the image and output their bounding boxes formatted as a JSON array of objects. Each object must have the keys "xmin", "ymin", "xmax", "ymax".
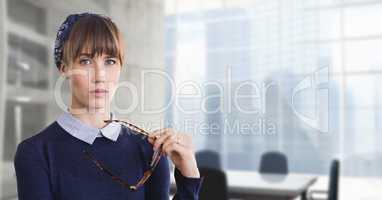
[{"xmin": 93, "ymin": 64, "xmax": 106, "ymax": 83}]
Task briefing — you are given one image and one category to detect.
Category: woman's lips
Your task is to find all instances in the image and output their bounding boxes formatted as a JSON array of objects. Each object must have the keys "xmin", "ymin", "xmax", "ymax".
[{"xmin": 90, "ymin": 89, "xmax": 108, "ymax": 97}]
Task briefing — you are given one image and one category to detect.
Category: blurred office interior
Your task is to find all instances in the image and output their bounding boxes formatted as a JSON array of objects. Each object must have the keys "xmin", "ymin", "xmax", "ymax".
[{"xmin": 0, "ymin": 0, "xmax": 382, "ymax": 199}]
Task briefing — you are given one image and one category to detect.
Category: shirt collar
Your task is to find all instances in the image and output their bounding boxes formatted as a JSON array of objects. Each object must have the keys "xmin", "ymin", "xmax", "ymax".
[{"xmin": 56, "ymin": 111, "xmax": 122, "ymax": 145}]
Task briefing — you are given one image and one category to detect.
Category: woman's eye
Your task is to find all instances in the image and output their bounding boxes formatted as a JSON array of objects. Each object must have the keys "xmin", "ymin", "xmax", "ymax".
[
  {"xmin": 105, "ymin": 59, "xmax": 117, "ymax": 65},
  {"xmin": 79, "ymin": 58, "xmax": 92, "ymax": 65}
]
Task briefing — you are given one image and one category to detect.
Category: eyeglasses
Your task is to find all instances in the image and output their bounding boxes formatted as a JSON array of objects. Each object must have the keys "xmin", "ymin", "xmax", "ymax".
[{"xmin": 83, "ymin": 119, "xmax": 163, "ymax": 191}]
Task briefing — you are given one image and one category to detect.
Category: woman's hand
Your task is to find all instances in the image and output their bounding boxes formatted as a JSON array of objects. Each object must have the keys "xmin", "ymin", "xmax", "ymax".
[{"xmin": 148, "ymin": 128, "xmax": 200, "ymax": 178}]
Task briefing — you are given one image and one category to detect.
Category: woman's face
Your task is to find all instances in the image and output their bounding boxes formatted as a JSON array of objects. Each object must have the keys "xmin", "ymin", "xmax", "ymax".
[{"xmin": 63, "ymin": 53, "xmax": 121, "ymax": 113}]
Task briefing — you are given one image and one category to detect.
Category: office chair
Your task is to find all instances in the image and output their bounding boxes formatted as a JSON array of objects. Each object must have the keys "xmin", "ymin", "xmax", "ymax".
[
  {"xmin": 307, "ymin": 159, "xmax": 340, "ymax": 200},
  {"xmin": 198, "ymin": 167, "xmax": 228, "ymax": 200},
  {"xmin": 259, "ymin": 151, "xmax": 289, "ymax": 174},
  {"xmin": 196, "ymin": 150, "xmax": 221, "ymax": 170}
]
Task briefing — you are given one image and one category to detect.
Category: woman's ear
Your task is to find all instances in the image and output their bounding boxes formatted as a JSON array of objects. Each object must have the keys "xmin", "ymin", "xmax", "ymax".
[{"xmin": 59, "ymin": 64, "xmax": 69, "ymax": 79}]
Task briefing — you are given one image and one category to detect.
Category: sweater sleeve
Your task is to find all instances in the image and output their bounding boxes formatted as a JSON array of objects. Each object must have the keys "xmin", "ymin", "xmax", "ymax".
[
  {"xmin": 172, "ymin": 168, "xmax": 203, "ymax": 200},
  {"xmin": 14, "ymin": 140, "xmax": 54, "ymax": 200},
  {"xmin": 144, "ymin": 154, "xmax": 203, "ymax": 200}
]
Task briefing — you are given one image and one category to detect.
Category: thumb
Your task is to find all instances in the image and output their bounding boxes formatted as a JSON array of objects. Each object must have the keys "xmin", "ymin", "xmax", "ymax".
[{"xmin": 148, "ymin": 137, "xmax": 155, "ymax": 144}]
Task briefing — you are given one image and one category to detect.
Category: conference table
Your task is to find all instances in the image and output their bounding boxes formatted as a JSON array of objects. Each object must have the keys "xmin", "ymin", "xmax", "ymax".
[{"xmin": 171, "ymin": 170, "xmax": 317, "ymax": 200}]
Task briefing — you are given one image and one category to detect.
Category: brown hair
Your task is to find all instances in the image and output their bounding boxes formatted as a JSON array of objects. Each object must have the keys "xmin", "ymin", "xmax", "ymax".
[{"xmin": 62, "ymin": 14, "xmax": 125, "ymax": 67}]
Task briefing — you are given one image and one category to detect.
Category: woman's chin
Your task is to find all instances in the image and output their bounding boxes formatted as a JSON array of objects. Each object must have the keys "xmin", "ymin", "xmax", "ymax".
[{"xmin": 88, "ymin": 99, "xmax": 109, "ymax": 110}]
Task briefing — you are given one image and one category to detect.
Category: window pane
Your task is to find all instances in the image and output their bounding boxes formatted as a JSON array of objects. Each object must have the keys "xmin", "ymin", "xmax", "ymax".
[
  {"xmin": 344, "ymin": 4, "xmax": 382, "ymax": 37},
  {"xmin": 345, "ymin": 39, "xmax": 382, "ymax": 72}
]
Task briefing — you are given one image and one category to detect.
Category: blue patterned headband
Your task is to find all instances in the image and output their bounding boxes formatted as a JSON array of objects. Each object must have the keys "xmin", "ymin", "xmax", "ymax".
[{"xmin": 54, "ymin": 12, "xmax": 95, "ymax": 69}]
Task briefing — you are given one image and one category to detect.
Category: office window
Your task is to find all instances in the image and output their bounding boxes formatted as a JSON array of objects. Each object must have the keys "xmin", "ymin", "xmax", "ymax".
[{"xmin": 165, "ymin": 0, "xmax": 382, "ymax": 177}]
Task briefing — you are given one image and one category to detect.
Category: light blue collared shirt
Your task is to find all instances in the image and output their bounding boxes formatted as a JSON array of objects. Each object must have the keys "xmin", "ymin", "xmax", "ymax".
[{"xmin": 56, "ymin": 111, "xmax": 122, "ymax": 145}]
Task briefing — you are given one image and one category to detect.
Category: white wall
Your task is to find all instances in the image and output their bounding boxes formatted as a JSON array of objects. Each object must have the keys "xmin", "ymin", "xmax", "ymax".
[
  {"xmin": 110, "ymin": 0, "xmax": 167, "ymax": 130},
  {"xmin": 0, "ymin": 0, "xmax": 7, "ymax": 197}
]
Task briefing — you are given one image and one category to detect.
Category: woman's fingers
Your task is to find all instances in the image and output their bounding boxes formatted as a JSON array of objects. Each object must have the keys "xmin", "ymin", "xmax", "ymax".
[
  {"xmin": 162, "ymin": 140, "xmax": 178, "ymax": 156},
  {"xmin": 150, "ymin": 128, "xmax": 170, "ymax": 138},
  {"xmin": 147, "ymin": 128, "xmax": 167, "ymax": 145},
  {"xmin": 152, "ymin": 129, "xmax": 174, "ymax": 151},
  {"xmin": 162, "ymin": 139, "xmax": 189, "ymax": 157},
  {"xmin": 148, "ymin": 137, "xmax": 154, "ymax": 144},
  {"xmin": 162, "ymin": 134, "xmax": 180, "ymax": 152},
  {"xmin": 148, "ymin": 128, "xmax": 200, "ymax": 178},
  {"xmin": 148, "ymin": 128, "xmax": 193, "ymax": 156}
]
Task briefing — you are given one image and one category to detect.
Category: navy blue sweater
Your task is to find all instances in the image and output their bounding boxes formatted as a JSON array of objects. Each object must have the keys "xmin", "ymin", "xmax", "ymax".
[{"xmin": 14, "ymin": 121, "xmax": 202, "ymax": 200}]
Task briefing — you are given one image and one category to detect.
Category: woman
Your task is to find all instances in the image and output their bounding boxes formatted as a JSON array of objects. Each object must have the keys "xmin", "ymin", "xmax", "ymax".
[{"xmin": 14, "ymin": 13, "xmax": 202, "ymax": 200}]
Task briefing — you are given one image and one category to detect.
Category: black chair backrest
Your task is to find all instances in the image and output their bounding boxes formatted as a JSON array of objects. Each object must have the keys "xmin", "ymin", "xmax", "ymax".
[
  {"xmin": 259, "ymin": 151, "xmax": 289, "ymax": 174},
  {"xmin": 196, "ymin": 150, "xmax": 221, "ymax": 170},
  {"xmin": 328, "ymin": 159, "xmax": 340, "ymax": 200},
  {"xmin": 198, "ymin": 167, "xmax": 228, "ymax": 200}
]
